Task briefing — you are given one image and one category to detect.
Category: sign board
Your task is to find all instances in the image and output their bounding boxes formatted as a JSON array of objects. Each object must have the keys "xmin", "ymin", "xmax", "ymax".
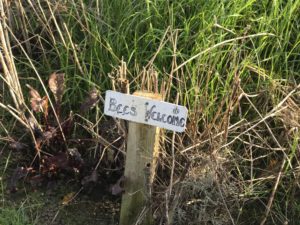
[{"xmin": 104, "ymin": 90, "xmax": 188, "ymax": 132}]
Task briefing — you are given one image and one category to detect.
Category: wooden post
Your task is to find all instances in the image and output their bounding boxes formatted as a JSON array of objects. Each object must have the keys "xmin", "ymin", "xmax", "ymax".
[
  {"xmin": 104, "ymin": 89, "xmax": 187, "ymax": 224},
  {"xmin": 119, "ymin": 92, "xmax": 161, "ymax": 225}
]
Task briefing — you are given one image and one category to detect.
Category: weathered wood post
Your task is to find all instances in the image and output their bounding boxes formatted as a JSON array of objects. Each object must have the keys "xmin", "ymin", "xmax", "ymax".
[
  {"xmin": 119, "ymin": 92, "xmax": 161, "ymax": 225},
  {"xmin": 104, "ymin": 90, "xmax": 187, "ymax": 225}
]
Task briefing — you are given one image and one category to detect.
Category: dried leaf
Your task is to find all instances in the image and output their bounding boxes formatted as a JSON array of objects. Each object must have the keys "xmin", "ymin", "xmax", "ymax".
[
  {"xmin": 62, "ymin": 192, "xmax": 76, "ymax": 205},
  {"xmin": 42, "ymin": 152, "xmax": 69, "ymax": 173},
  {"xmin": 80, "ymin": 88, "xmax": 100, "ymax": 112},
  {"xmin": 110, "ymin": 176, "xmax": 125, "ymax": 195},
  {"xmin": 27, "ymin": 84, "xmax": 41, "ymax": 100},
  {"xmin": 26, "ymin": 84, "xmax": 48, "ymax": 113},
  {"xmin": 48, "ymin": 72, "xmax": 65, "ymax": 104},
  {"xmin": 41, "ymin": 96, "xmax": 49, "ymax": 117}
]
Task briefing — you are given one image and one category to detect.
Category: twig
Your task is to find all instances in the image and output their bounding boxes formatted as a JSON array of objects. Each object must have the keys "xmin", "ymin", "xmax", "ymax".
[
  {"xmin": 216, "ymin": 178, "xmax": 236, "ymax": 225},
  {"xmin": 259, "ymin": 157, "xmax": 286, "ymax": 225},
  {"xmin": 181, "ymin": 119, "xmax": 245, "ymax": 154},
  {"xmin": 167, "ymin": 161, "xmax": 191, "ymax": 224}
]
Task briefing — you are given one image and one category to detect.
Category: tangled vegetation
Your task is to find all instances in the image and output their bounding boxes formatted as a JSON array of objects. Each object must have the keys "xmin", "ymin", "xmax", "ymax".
[{"xmin": 0, "ymin": 0, "xmax": 300, "ymax": 224}]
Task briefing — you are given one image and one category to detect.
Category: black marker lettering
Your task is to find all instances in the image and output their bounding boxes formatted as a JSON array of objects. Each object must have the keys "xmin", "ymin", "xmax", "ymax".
[
  {"xmin": 123, "ymin": 105, "xmax": 129, "ymax": 115},
  {"xmin": 173, "ymin": 116, "xmax": 180, "ymax": 126},
  {"xmin": 162, "ymin": 114, "xmax": 167, "ymax": 123},
  {"xmin": 145, "ymin": 104, "xmax": 156, "ymax": 122},
  {"xmin": 151, "ymin": 111, "xmax": 157, "ymax": 121},
  {"xmin": 116, "ymin": 104, "xmax": 123, "ymax": 114},
  {"xmin": 108, "ymin": 98, "xmax": 117, "ymax": 111},
  {"xmin": 130, "ymin": 107, "xmax": 137, "ymax": 116},
  {"xmin": 167, "ymin": 115, "xmax": 173, "ymax": 124},
  {"xmin": 157, "ymin": 113, "xmax": 161, "ymax": 121},
  {"xmin": 179, "ymin": 118, "xmax": 186, "ymax": 127}
]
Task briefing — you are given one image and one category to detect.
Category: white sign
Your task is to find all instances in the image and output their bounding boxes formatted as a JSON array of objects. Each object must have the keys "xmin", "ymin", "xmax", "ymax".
[{"xmin": 104, "ymin": 91, "xmax": 188, "ymax": 132}]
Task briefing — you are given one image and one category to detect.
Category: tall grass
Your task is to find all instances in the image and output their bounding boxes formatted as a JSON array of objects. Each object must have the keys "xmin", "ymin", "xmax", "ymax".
[{"xmin": 1, "ymin": 0, "xmax": 300, "ymax": 224}]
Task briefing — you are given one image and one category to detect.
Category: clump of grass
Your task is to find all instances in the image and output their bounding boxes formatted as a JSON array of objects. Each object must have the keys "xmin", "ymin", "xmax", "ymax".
[
  {"xmin": 0, "ymin": 207, "xmax": 33, "ymax": 225},
  {"xmin": 0, "ymin": 0, "xmax": 300, "ymax": 224}
]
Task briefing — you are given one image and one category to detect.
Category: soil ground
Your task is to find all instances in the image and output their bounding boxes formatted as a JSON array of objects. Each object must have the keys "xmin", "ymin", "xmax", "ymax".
[{"xmin": 4, "ymin": 180, "xmax": 120, "ymax": 225}]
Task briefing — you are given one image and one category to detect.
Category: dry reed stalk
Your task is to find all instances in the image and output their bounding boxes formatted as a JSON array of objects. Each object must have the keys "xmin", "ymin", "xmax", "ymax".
[
  {"xmin": 0, "ymin": 0, "xmax": 25, "ymax": 112},
  {"xmin": 16, "ymin": 0, "xmax": 32, "ymax": 56}
]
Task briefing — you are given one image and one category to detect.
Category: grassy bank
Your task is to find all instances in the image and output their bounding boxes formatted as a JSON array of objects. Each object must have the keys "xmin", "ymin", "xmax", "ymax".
[{"xmin": 1, "ymin": 0, "xmax": 300, "ymax": 224}]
